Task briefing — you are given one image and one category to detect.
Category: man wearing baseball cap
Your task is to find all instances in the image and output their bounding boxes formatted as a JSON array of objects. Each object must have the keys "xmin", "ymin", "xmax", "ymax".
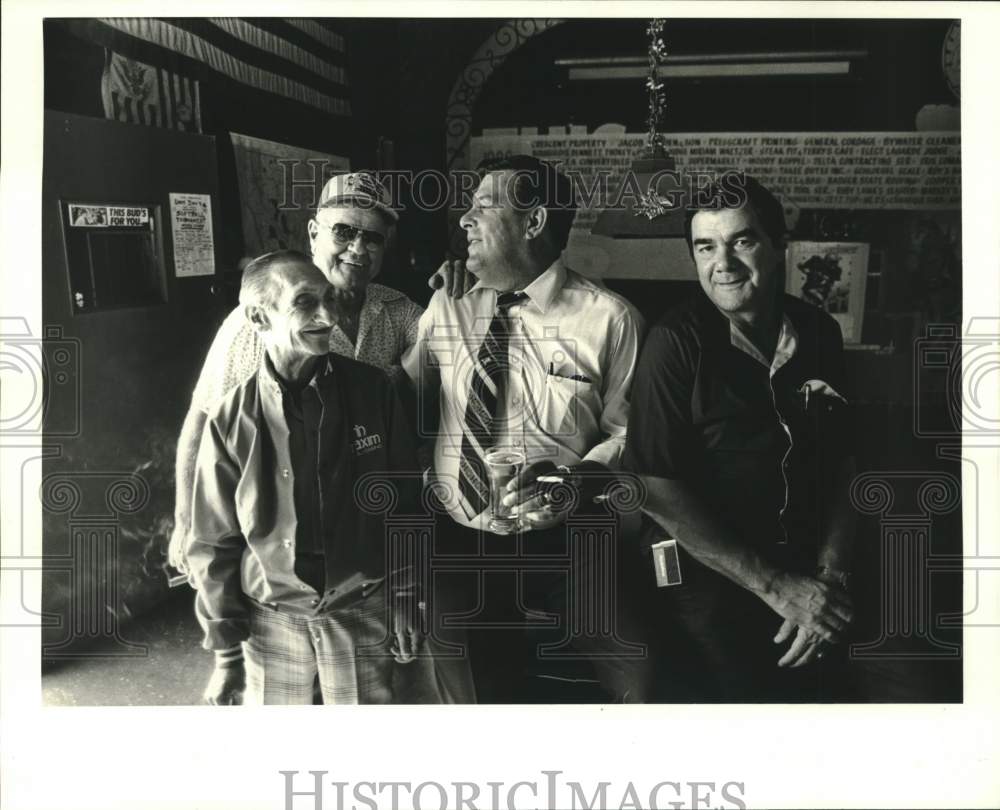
[{"xmin": 169, "ymin": 171, "xmax": 465, "ymax": 579}]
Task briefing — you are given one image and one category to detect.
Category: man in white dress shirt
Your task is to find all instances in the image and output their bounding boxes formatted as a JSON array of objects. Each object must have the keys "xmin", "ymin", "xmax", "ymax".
[{"xmin": 403, "ymin": 156, "xmax": 653, "ymax": 701}]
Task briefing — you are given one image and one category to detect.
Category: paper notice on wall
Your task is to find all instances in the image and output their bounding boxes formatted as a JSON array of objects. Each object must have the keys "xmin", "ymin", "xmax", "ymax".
[
  {"xmin": 786, "ymin": 241, "xmax": 870, "ymax": 343},
  {"xmin": 169, "ymin": 192, "xmax": 215, "ymax": 277}
]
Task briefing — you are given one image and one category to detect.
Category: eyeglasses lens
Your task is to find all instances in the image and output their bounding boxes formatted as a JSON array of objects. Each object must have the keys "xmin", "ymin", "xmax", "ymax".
[{"xmin": 330, "ymin": 223, "xmax": 385, "ymax": 249}]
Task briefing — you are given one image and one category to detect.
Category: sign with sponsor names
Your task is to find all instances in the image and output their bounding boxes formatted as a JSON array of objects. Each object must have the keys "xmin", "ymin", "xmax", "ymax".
[{"xmin": 470, "ymin": 131, "xmax": 960, "ymax": 280}]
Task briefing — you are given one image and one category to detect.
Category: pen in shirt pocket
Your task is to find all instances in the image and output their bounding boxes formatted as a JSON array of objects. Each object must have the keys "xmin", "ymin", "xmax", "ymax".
[{"xmin": 547, "ymin": 361, "xmax": 592, "ymax": 384}]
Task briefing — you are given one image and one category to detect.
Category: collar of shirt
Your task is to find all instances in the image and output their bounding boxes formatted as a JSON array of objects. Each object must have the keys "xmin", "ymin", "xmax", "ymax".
[
  {"xmin": 354, "ymin": 298, "xmax": 382, "ymax": 350},
  {"xmin": 465, "ymin": 258, "xmax": 566, "ymax": 314},
  {"xmin": 329, "ymin": 282, "xmax": 404, "ymax": 359},
  {"xmin": 728, "ymin": 315, "xmax": 799, "ymax": 378},
  {"xmin": 364, "ymin": 281, "xmax": 409, "ymax": 306},
  {"xmin": 352, "ymin": 284, "xmax": 389, "ymax": 348},
  {"xmin": 260, "ymin": 351, "xmax": 333, "ymax": 401}
]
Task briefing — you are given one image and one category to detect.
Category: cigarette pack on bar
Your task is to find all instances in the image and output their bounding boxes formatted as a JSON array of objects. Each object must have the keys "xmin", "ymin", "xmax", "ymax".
[{"xmin": 651, "ymin": 537, "xmax": 682, "ymax": 587}]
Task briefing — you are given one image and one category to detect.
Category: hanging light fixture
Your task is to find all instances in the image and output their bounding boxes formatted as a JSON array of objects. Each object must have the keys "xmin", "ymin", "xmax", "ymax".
[{"xmin": 592, "ymin": 19, "xmax": 688, "ymax": 238}]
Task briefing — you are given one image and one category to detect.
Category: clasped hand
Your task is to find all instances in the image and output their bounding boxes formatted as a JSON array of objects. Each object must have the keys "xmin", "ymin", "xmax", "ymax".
[
  {"xmin": 501, "ymin": 460, "xmax": 612, "ymax": 530},
  {"xmin": 766, "ymin": 571, "xmax": 854, "ymax": 668}
]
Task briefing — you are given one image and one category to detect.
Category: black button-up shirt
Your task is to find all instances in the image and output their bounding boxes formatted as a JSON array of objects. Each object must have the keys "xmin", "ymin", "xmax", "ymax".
[
  {"xmin": 624, "ymin": 292, "xmax": 852, "ymax": 555},
  {"xmin": 278, "ymin": 361, "xmax": 346, "ymax": 590}
]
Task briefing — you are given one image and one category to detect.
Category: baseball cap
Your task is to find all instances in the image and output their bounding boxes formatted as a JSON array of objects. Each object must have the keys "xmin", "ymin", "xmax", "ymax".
[{"xmin": 317, "ymin": 171, "xmax": 399, "ymax": 222}]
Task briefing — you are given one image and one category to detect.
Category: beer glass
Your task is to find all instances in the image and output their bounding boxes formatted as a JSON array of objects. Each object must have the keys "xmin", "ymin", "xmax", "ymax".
[{"xmin": 484, "ymin": 446, "xmax": 526, "ymax": 534}]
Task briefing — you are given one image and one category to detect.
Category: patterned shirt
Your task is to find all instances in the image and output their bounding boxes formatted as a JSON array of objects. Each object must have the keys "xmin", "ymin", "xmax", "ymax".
[{"xmin": 191, "ymin": 282, "xmax": 424, "ymax": 413}]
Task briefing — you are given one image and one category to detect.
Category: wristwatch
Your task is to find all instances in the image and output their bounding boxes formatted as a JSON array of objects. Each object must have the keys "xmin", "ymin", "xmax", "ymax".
[{"xmin": 816, "ymin": 566, "xmax": 851, "ymax": 589}]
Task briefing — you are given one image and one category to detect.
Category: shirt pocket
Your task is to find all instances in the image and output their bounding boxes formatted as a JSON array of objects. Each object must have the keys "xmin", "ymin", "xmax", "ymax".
[
  {"xmin": 804, "ymin": 391, "xmax": 852, "ymax": 461},
  {"xmin": 540, "ymin": 374, "xmax": 599, "ymax": 438}
]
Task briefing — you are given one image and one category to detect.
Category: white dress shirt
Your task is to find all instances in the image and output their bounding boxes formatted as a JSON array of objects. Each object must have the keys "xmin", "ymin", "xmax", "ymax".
[{"xmin": 402, "ymin": 259, "xmax": 645, "ymax": 530}]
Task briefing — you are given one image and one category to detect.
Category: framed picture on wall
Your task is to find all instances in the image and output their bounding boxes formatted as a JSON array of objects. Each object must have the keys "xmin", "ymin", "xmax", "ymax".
[{"xmin": 786, "ymin": 240, "xmax": 870, "ymax": 343}]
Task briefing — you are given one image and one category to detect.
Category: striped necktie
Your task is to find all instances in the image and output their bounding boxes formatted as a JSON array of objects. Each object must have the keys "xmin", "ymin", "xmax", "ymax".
[{"xmin": 457, "ymin": 291, "xmax": 528, "ymax": 518}]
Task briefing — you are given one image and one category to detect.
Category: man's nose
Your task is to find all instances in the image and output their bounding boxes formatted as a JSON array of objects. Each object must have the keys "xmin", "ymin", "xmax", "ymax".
[
  {"xmin": 346, "ymin": 232, "xmax": 367, "ymax": 254},
  {"xmin": 459, "ymin": 208, "xmax": 475, "ymax": 230},
  {"xmin": 718, "ymin": 244, "xmax": 742, "ymax": 270}
]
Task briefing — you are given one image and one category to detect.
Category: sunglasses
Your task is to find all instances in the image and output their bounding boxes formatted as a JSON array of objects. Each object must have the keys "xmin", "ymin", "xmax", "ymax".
[{"xmin": 317, "ymin": 221, "xmax": 387, "ymax": 251}]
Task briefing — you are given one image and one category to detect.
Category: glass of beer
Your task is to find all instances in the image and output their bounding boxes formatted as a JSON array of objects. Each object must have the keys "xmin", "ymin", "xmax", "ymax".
[{"xmin": 484, "ymin": 446, "xmax": 526, "ymax": 534}]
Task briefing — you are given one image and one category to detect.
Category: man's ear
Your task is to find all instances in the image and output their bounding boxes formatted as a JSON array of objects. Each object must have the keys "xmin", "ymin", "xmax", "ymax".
[
  {"xmin": 245, "ymin": 304, "xmax": 270, "ymax": 334},
  {"xmin": 306, "ymin": 217, "xmax": 320, "ymax": 247},
  {"xmin": 524, "ymin": 206, "xmax": 548, "ymax": 240}
]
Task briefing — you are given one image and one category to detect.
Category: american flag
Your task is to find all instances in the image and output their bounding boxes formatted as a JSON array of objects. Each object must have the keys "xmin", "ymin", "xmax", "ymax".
[
  {"xmin": 83, "ymin": 18, "xmax": 350, "ymax": 121},
  {"xmin": 101, "ymin": 49, "xmax": 202, "ymax": 133}
]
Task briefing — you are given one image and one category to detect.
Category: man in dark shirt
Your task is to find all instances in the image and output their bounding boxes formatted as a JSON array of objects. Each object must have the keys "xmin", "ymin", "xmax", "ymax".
[{"xmin": 624, "ymin": 176, "xmax": 857, "ymax": 701}]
